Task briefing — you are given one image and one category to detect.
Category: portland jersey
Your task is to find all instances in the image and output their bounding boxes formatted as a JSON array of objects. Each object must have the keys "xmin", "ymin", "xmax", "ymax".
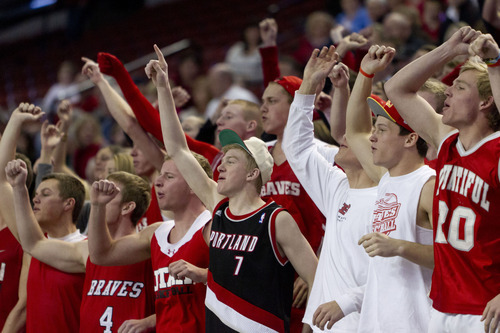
[
  {"xmin": 80, "ymin": 258, "xmax": 155, "ymax": 332},
  {"xmin": 0, "ymin": 227, "xmax": 23, "ymax": 329},
  {"xmin": 151, "ymin": 210, "xmax": 210, "ymax": 332},
  {"xmin": 430, "ymin": 131, "xmax": 500, "ymax": 314},
  {"xmin": 26, "ymin": 230, "xmax": 86, "ymax": 333},
  {"xmin": 206, "ymin": 199, "xmax": 295, "ymax": 333}
]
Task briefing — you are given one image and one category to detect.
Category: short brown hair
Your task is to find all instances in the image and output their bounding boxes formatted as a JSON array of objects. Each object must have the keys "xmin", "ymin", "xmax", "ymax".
[
  {"xmin": 227, "ymin": 99, "xmax": 263, "ymax": 137},
  {"xmin": 399, "ymin": 127, "xmax": 428, "ymax": 158},
  {"xmin": 41, "ymin": 173, "xmax": 85, "ymax": 223},
  {"xmin": 107, "ymin": 171, "xmax": 151, "ymax": 225}
]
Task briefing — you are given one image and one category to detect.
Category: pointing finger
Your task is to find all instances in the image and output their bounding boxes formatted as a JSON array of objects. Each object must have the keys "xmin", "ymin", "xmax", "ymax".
[{"xmin": 154, "ymin": 44, "xmax": 167, "ymax": 66}]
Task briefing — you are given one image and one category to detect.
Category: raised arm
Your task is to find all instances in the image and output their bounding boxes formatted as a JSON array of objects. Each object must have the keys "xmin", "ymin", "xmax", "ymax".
[
  {"xmin": 0, "ymin": 103, "xmax": 45, "ymax": 240},
  {"xmin": 328, "ymin": 62, "xmax": 350, "ymax": 143},
  {"xmin": 345, "ymin": 45, "xmax": 394, "ymax": 182},
  {"xmin": 146, "ymin": 45, "xmax": 222, "ymax": 211},
  {"xmin": 385, "ymin": 27, "xmax": 481, "ymax": 148},
  {"xmin": 335, "ymin": 32, "xmax": 368, "ymax": 62},
  {"xmin": 469, "ymin": 33, "xmax": 500, "ymax": 113},
  {"xmin": 82, "ymin": 57, "xmax": 165, "ymax": 171},
  {"xmin": 87, "ymin": 179, "xmax": 153, "ymax": 266},
  {"xmin": 5, "ymin": 159, "xmax": 87, "ymax": 273},
  {"xmin": 51, "ymin": 100, "xmax": 72, "ymax": 173},
  {"xmin": 97, "ymin": 52, "xmax": 220, "ymax": 164},
  {"xmin": 97, "ymin": 52, "xmax": 164, "ymax": 141},
  {"xmin": 50, "ymin": 101, "xmax": 90, "ymax": 195},
  {"xmin": 283, "ymin": 46, "xmax": 339, "ymax": 217},
  {"xmin": 259, "ymin": 18, "xmax": 281, "ymax": 87}
]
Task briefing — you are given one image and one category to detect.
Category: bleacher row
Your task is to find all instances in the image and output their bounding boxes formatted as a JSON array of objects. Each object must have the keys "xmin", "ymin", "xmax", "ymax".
[{"xmin": 0, "ymin": 0, "xmax": 325, "ymax": 112}]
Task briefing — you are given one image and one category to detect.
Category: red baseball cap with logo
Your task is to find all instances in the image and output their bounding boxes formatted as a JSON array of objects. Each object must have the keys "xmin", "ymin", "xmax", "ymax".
[
  {"xmin": 274, "ymin": 76, "xmax": 303, "ymax": 98},
  {"xmin": 366, "ymin": 94, "xmax": 414, "ymax": 132}
]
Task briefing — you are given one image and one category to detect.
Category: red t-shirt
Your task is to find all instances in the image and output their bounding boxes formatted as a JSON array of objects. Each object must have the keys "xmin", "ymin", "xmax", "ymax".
[{"xmin": 0, "ymin": 228, "xmax": 23, "ymax": 329}]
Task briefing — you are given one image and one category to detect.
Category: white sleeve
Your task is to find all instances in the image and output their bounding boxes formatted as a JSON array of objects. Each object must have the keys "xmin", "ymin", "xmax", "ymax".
[
  {"xmin": 335, "ymin": 284, "xmax": 365, "ymax": 316},
  {"xmin": 283, "ymin": 93, "xmax": 345, "ymax": 215},
  {"xmin": 314, "ymin": 139, "xmax": 339, "ymax": 165}
]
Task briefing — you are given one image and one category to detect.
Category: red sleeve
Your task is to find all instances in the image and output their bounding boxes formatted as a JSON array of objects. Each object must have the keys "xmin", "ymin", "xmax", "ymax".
[
  {"xmin": 441, "ymin": 62, "xmax": 463, "ymax": 86},
  {"xmin": 259, "ymin": 46, "xmax": 281, "ymax": 88},
  {"xmin": 97, "ymin": 52, "xmax": 220, "ymax": 163},
  {"xmin": 97, "ymin": 52, "xmax": 164, "ymax": 142},
  {"xmin": 185, "ymin": 134, "xmax": 219, "ymax": 164}
]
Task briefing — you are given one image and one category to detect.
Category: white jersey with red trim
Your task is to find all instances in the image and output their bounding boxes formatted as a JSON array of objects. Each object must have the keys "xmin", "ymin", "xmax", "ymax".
[{"xmin": 206, "ymin": 198, "xmax": 295, "ymax": 333}]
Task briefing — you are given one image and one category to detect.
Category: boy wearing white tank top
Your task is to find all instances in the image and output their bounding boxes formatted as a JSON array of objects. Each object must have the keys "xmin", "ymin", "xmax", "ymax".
[{"xmin": 313, "ymin": 45, "xmax": 436, "ymax": 332}]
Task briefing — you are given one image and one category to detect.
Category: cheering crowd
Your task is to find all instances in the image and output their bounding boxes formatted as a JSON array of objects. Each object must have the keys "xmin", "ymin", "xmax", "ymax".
[{"xmin": 1, "ymin": 1, "xmax": 499, "ymax": 332}]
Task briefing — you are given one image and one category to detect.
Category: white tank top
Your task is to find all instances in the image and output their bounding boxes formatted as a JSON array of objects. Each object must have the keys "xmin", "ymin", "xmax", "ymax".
[{"xmin": 358, "ymin": 165, "xmax": 435, "ymax": 333}]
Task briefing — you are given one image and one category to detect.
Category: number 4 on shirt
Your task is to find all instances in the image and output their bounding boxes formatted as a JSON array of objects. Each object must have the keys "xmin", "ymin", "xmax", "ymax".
[{"xmin": 100, "ymin": 306, "xmax": 114, "ymax": 333}]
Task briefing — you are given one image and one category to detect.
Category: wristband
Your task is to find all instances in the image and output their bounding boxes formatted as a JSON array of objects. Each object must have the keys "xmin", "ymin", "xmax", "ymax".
[
  {"xmin": 484, "ymin": 52, "xmax": 500, "ymax": 67},
  {"xmin": 359, "ymin": 68, "xmax": 374, "ymax": 78}
]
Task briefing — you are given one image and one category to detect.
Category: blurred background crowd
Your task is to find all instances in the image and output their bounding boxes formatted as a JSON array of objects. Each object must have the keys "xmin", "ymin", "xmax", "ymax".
[{"xmin": 0, "ymin": 0, "xmax": 495, "ymax": 179}]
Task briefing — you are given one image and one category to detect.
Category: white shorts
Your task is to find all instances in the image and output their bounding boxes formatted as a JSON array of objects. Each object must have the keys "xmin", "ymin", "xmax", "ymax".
[{"xmin": 428, "ymin": 307, "xmax": 484, "ymax": 333}]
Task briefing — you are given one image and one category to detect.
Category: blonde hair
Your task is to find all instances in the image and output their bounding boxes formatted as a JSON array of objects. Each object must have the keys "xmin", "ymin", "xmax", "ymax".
[
  {"xmin": 72, "ymin": 113, "xmax": 102, "ymax": 146},
  {"xmin": 113, "ymin": 153, "xmax": 135, "ymax": 175},
  {"xmin": 419, "ymin": 78, "xmax": 448, "ymax": 114},
  {"xmin": 461, "ymin": 60, "xmax": 500, "ymax": 130},
  {"xmin": 227, "ymin": 99, "xmax": 263, "ymax": 137}
]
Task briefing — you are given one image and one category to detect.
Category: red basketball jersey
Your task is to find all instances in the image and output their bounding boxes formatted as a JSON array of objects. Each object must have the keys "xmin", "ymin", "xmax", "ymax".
[
  {"xmin": 431, "ymin": 131, "xmax": 500, "ymax": 314},
  {"xmin": 80, "ymin": 258, "xmax": 155, "ymax": 332},
  {"xmin": 150, "ymin": 211, "xmax": 210, "ymax": 331},
  {"xmin": 260, "ymin": 153, "xmax": 326, "ymax": 254},
  {"xmin": 0, "ymin": 227, "xmax": 23, "ymax": 329},
  {"xmin": 26, "ymin": 258, "xmax": 85, "ymax": 332}
]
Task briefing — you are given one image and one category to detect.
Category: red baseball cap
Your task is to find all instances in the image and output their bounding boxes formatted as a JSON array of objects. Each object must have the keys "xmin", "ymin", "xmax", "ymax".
[
  {"xmin": 367, "ymin": 95, "xmax": 414, "ymax": 132},
  {"xmin": 274, "ymin": 76, "xmax": 302, "ymax": 98}
]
